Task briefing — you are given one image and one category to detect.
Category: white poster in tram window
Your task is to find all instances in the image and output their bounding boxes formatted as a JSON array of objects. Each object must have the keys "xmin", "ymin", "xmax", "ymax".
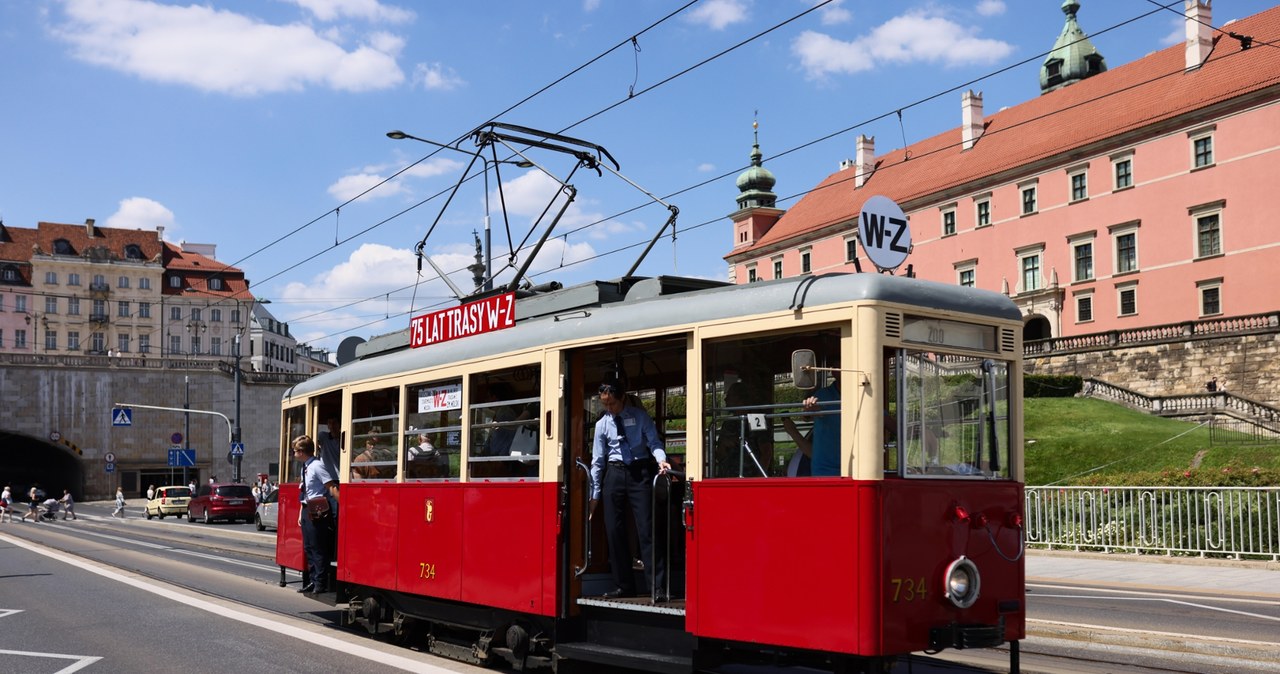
[{"xmin": 419, "ymin": 384, "xmax": 462, "ymax": 413}]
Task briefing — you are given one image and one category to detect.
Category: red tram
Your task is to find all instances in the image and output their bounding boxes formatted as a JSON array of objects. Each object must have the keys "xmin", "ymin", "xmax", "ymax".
[{"xmin": 276, "ymin": 272, "xmax": 1025, "ymax": 673}]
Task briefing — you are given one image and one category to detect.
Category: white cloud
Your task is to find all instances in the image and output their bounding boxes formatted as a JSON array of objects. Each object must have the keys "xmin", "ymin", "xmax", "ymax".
[
  {"xmin": 327, "ymin": 157, "xmax": 463, "ymax": 201},
  {"xmin": 687, "ymin": 0, "xmax": 749, "ymax": 31},
  {"xmin": 413, "ymin": 62, "xmax": 465, "ymax": 91},
  {"xmin": 793, "ymin": 12, "xmax": 1014, "ymax": 79},
  {"xmin": 583, "ymin": 0, "xmax": 601, "ymax": 12},
  {"xmin": 51, "ymin": 0, "xmax": 407, "ymax": 96},
  {"xmin": 818, "ymin": 0, "xmax": 852, "ymax": 26},
  {"xmin": 975, "ymin": 0, "xmax": 1006, "ymax": 18},
  {"xmin": 104, "ymin": 197, "xmax": 176, "ymax": 236},
  {"xmin": 284, "ymin": 0, "xmax": 415, "ymax": 24},
  {"xmin": 697, "ymin": 163, "xmax": 716, "ymax": 173},
  {"xmin": 1160, "ymin": 16, "xmax": 1184, "ymax": 46}
]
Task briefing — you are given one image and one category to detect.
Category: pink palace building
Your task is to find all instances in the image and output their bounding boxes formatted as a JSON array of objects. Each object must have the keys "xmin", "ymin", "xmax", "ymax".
[{"xmin": 726, "ymin": 1, "xmax": 1280, "ymax": 343}]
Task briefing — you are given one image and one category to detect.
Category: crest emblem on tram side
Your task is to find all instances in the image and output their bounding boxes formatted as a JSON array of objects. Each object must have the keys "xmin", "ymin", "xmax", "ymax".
[{"xmin": 425, "ymin": 498, "xmax": 434, "ymax": 523}]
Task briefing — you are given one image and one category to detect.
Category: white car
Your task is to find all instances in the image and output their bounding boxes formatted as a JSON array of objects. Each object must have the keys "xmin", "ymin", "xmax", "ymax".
[{"xmin": 255, "ymin": 489, "xmax": 278, "ymax": 531}]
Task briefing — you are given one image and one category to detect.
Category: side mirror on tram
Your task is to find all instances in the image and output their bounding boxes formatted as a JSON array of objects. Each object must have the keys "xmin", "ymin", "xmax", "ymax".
[{"xmin": 791, "ymin": 349, "xmax": 818, "ymax": 390}]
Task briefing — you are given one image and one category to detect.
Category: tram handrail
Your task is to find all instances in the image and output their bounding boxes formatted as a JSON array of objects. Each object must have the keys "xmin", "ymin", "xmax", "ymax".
[
  {"xmin": 573, "ymin": 459, "xmax": 592, "ymax": 577},
  {"xmin": 651, "ymin": 469, "xmax": 684, "ymax": 602}
]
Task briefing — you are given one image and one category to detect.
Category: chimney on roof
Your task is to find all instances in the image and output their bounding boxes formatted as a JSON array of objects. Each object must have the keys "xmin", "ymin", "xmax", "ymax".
[
  {"xmin": 855, "ymin": 135, "xmax": 875, "ymax": 188},
  {"xmin": 839, "ymin": 158, "xmax": 854, "ymax": 171},
  {"xmin": 156, "ymin": 225, "xmax": 165, "ymax": 241},
  {"xmin": 85, "ymin": 218, "xmax": 96, "ymax": 236},
  {"xmin": 962, "ymin": 90, "xmax": 984, "ymax": 151},
  {"xmin": 1185, "ymin": 0, "xmax": 1212, "ymax": 71}
]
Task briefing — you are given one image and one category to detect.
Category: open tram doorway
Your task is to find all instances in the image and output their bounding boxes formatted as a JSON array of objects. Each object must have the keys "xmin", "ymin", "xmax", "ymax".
[{"xmin": 564, "ymin": 334, "xmax": 690, "ymax": 606}]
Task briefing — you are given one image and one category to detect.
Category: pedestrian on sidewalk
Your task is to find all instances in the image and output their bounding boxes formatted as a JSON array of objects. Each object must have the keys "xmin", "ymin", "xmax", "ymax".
[
  {"xmin": 112, "ymin": 487, "xmax": 126, "ymax": 518},
  {"xmin": 146, "ymin": 484, "xmax": 155, "ymax": 501},
  {"xmin": 59, "ymin": 489, "xmax": 77, "ymax": 520}
]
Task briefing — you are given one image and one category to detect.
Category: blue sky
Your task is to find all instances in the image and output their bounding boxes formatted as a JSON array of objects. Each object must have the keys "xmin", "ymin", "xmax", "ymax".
[{"xmin": 2, "ymin": 0, "xmax": 1273, "ymax": 353}]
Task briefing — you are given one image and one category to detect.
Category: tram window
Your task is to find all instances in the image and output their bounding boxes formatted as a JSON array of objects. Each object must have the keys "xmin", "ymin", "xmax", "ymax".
[
  {"xmin": 405, "ymin": 378, "xmax": 462, "ymax": 481},
  {"xmin": 468, "ymin": 366, "xmax": 541, "ymax": 480},
  {"xmin": 660, "ymin": 385, "xmax": 687, "ymax": 472},
  {"xmin": 703, "ymin": 327, "xmax": 841, "ymax": 478},
  {"xmin": 350, "ymin": 387, "xmax": 399, "ymax": 481},
  {"xmin": 889, "ymin": 349, "xmax": 1012, "ymax": 479},
  {"xmin": 283, "ymin": 405, "xmax": 306, "ymax": 480}
]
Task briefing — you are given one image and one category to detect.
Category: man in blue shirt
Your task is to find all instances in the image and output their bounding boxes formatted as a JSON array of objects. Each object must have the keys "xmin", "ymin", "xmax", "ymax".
[
  {"xmin": 803, "ymin": 379, "xmax": 841, "ymax": 477},
  {"xmin": 590, "ymin": 378, "xmax": 671, "ymax": 600},
  {"xmin": 294, "ymin": 434, "xmax": 338, "ymax": 594}
]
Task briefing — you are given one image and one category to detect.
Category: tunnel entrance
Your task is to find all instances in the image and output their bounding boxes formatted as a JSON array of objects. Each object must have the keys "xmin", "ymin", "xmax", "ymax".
[{"xmin": 0, "ymin": 430, "xmax": 88, "ymax": 501}]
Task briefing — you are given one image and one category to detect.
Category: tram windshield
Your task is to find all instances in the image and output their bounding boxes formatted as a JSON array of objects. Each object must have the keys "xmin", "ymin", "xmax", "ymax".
[{"xmin": 887, "ymin": 349, "xmax": 1013, "ymax": 479}]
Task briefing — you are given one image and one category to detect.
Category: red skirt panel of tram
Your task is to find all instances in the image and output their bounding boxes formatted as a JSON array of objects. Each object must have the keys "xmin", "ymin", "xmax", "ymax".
[
  {"xmin": 333, "ymin": 481, "xmax": 560, "ymax": 616},
  {"xmin": 275, "ymin": 483, "xmax": 305, "ymax": 571},
  {"xmin": 687, "ymin": 479, "xmax": 1024, "ymax": 656}
]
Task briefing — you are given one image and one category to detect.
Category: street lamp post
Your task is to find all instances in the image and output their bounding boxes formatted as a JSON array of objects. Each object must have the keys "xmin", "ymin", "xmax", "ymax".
[{"xmin": 232, "ymin": 331, "xmax": 243, "ymax": 484}]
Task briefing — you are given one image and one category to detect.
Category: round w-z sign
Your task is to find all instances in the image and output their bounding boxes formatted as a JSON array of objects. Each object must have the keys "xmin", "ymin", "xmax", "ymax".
[{"xmin": 858, "ymin": 195, "xmax": 912, "ymax": 272}]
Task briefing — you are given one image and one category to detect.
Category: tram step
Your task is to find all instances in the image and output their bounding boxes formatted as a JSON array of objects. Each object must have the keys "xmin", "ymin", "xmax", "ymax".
[{"xmin": 555, "ymin": 641, "xmax": 691, "ymax": 674}]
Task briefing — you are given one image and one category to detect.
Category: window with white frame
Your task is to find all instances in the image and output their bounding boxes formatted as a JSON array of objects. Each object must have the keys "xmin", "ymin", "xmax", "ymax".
[
  {"xmin": 170, "ymin": 334, "xmax": 181, "ymax": 354},
  {"xmin": 1190, "ymin": 127, "xmax": 1215, "ymax": 169},
  {"xmin": 1110, "ymin": 221, "xmax": 1140, "ymax": 274},
  {"xmin": 118, "ymin": 334, "xmax": 130, "ymax": 353},
  {"xmin": 1189, "ymin": 201, "xmax": 1224, "ymax": 259},
  {"xmin": 169, "ymin": 275, "xmax": 182, "ymax": 288},
  {"xmin": 746, "ymin": 265, "xmax": 757, "ymax": 282},
  {"xmin": 91, "ymin": 332, "xmax": 105, "ymax": 353},
  {"xmin": 68, "ymin": 331, "xmax": 80, "ymax": 351},
  {"xmin": 955, "ymin": 259, "xmax": 977, "ymax": 288},
  {"xmin": 1198, "ymin": 279, "xmax": 1222, "ymax": 317},
  {"xmin": 1019, "ymin": 179, "xmax": 1038, "ymax": 215},
  {"xmin": 117, "ymin": 300, "xmax": 130, "ymax": 318},
  {"xmin": 68, "ymin": 273, "xmax": 80, "ymax": 286},
  {"xmin": 15, "ymin": 329, "xmax": 27, "ymax": 349},
  {"xmin": 211, "ymin": 308, "xmax": 222, "ymax": 322},
  {"xmin": 139, "ymin": 277, "xmax": 151, "ymax": 290},
  {"xmin": 139, "ymin": 334, "xmax": 150, "ymax": 354},
  {"xmin": 845, "ymin": 237, "xmax": 858, "ymax": 262},
  {"xmin": 68, "ymin": 297, "xmax": 79, "ymax": 315},
  {"xmin": 45, "ymin": 296, "xmax": 58, "ymax": 314},
  {"xmin": 1117, "ymin": 282, "xmax": 1138, "ymax": 316},
  {"xmin": 1070, "ymin": 235, "xmax": 1095, "ymax": 283},
  {"xmin": 139, "ymin": 302, "xmax": 151, "ymax": 318},
  {"xmin": 171, "ymin": 306, "xmax": 181, "ymax": 320},
  {"xmin": 1075, "ymin": 291, "xmax": 1094, "ymax": 323},
  {"xmin": 975, "ymin": 197, "xmax": 991, "ymax": 227},
  {"xmin": 772, "ymin": 257, "xmax": 783, "ymax": 279},
  {"xmin": 941, "ymin": 205, "xmax": 957, "ymax": 236},
  {"xmin": 1068, "ymin": 165, "xmax": 1088, "ymax": 202},
  {"xmin": 118, "ymin": 276, "xmax": 130, "ymax": 289},
  {"xmin": 1112, "ymin": 151, "xmax": 1134, "ymax": 190},
  {"xmin": 209, "ymin": 278, "xmax": 223, "ymax": 291},
  {"xmin": 1016, "ymin": 245, "xmax": 1045, "ymax": 293},
  {"xmin": 211, "ymin": 336, "xmax": 223, "ymax": 356},
  {"xmin": 45, "ymin": 330, "xmax": 57, "ymax": 352},
  {"xmin": 15, "ymin": 295, "xmax": 27, "ymax": 313},
  {"xmin": 45, "ymin": 272, "xmax": 58, "ymax": 285}
]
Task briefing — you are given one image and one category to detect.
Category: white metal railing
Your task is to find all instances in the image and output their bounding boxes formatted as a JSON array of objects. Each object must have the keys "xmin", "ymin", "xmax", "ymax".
[{"xmin": 1025, "ymin": 486, "xmax": 1280, "ymax": 561}]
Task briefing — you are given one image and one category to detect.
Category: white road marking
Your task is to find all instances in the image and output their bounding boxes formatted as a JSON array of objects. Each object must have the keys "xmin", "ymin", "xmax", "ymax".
[
  {"xmin": 1, "ymin": 533, "xmax": 459, "ymax": 673},
  {"xmin": 0, "ymin": 650, "xmax": 101, "ymax": 673}
]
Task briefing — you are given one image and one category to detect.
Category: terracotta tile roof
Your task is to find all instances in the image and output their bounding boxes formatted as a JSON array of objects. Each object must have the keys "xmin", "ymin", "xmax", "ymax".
[
  {"xmin": 162, "ymin": 242, "xmax": 252, "ymax": 300},
  {"xmin": 731, "ymin": 5, "xmax": 1280, "ymax": 259}
]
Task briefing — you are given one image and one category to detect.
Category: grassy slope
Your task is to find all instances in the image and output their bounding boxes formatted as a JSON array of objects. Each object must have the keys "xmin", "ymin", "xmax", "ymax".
[{"xmin": 1023, "ymin": 398, "xmax": 1280, "ymax": 485}]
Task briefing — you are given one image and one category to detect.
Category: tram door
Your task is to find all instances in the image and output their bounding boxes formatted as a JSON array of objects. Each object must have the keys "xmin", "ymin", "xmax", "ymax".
[{"xmin": 564, "ymin": 336, "xmax": 690, "ymax": 604}]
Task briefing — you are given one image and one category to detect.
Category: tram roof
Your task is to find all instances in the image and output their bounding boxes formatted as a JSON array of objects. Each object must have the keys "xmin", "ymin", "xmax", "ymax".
[{"xmin": 284, "ymin": 273, "xmax": 1019, "ymax": 400}]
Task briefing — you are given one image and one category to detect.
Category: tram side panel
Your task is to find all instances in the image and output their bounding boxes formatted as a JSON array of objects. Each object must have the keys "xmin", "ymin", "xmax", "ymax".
[
  {"xmin": 687, "ymin": 479, "xmax": 872, "ymax": 654},
  {"xmin": 395, "ymin": 484, "xmax": 465, "ymax": 600},
  {"xmin": 458, "ymin": 481, "xmax": 558, "ymax": 615},
  {"xmin": 275, "ymin": 483, "xmax": 306, "ymax": 570},
  {"xmin": 337, "ymin": 482, "xmax": 400, "ymax": 588}
]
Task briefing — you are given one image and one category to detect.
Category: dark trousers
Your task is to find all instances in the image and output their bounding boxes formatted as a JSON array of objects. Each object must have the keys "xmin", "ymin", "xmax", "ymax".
[
  {"xmin": 602, "ymin": 460, "xmax": 665, "ymax": 594},
  {"xmin": 301, "ymin": 498, "xmax": 336, "ymax": 589}
]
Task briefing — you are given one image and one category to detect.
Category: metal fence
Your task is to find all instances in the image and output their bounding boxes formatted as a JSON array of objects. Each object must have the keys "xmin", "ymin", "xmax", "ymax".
[{"xmin": 1025, "ymin": 486, "xmax": 1280, "ymax": 561}]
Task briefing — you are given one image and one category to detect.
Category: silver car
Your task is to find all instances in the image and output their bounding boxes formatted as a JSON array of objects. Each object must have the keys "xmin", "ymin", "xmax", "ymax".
[{"xmin": 254, "ymin": 489, "xmax": 278, "ymax": 531}]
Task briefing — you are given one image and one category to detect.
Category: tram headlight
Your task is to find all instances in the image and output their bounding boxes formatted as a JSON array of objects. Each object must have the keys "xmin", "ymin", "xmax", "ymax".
[{"xmin": 943, "ymin": 556, "xmax": 981, "ymax": 609}]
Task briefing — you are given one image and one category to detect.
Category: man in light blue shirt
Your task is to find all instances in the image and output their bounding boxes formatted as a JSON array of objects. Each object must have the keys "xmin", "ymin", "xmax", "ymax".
[
  {"xmin": 294, "ymin": 434, "xmax": 337, "ymax": 594},
  {"xmin": 590, "ymin": 379, "xmax": 671, "ymax": 600}
]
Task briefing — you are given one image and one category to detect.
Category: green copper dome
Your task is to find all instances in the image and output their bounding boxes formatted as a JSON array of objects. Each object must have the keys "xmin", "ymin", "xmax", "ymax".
[
  {"xmin": 735, "ymin": 123, "xmax": 777, "ymax": 210},
  {"xmin": 1040, "ymin": 0, "xmax": 1107, "ymax": 94}
]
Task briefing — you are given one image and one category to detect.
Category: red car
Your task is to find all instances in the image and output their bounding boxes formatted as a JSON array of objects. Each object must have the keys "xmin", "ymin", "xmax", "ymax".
[{"xmin": 187, "ymin": 483, "xmax": 256, "ymax": 524}]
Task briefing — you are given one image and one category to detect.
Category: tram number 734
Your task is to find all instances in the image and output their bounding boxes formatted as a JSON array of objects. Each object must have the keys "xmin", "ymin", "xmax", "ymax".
[{"xmin": 890, "ymin": 577, "xmax": 928, "ymax": 602}]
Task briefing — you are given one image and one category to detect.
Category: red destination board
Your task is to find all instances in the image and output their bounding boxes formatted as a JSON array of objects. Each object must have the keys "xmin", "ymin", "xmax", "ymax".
[{"xmin": 409, "ymin": 292, "xmax": 516, "ymax": 348}]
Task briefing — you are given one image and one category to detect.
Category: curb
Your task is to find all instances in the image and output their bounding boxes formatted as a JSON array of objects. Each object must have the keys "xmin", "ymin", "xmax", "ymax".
[{"xmin": 1027, "ymin": 620, "xmax": 1280, "ymax": 670}]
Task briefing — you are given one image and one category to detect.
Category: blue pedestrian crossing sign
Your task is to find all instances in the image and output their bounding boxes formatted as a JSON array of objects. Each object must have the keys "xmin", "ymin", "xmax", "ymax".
[
  {"xmin": 230, "ymin": 442, "xmax": 245, "ymax": 456},
  {"xmin": 112, "ymin": 408, "xmax": 133, "ymax": 426}
]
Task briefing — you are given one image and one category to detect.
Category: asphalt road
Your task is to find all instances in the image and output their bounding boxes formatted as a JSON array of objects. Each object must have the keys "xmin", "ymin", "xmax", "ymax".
[{"xmin": 3, "ymin": 501, "xmax": 1278, "ymax": 674}]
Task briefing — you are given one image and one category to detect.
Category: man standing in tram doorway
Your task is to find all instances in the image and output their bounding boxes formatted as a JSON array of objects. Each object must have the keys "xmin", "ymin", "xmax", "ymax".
[{"xmin": 589, "ymin": 378, "xmax": 671, "ymax": 600}]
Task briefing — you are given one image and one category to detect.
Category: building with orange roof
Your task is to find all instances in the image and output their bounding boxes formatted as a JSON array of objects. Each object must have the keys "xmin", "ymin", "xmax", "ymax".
[{"xmin": 726, "ymin": 1, "xmax": 1279, "ymax": 345}]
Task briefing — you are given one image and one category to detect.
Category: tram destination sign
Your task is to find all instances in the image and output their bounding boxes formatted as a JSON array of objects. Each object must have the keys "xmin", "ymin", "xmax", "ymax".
[{"xmin": 410, "ymin": 292, "xmax": 516, "ymax": 349}]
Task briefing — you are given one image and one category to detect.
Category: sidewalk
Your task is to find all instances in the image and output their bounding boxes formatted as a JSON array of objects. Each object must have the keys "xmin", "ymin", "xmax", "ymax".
[{"xmin": 1024, "ymin": 549, "xmax": 1280, "ymax": 670}]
